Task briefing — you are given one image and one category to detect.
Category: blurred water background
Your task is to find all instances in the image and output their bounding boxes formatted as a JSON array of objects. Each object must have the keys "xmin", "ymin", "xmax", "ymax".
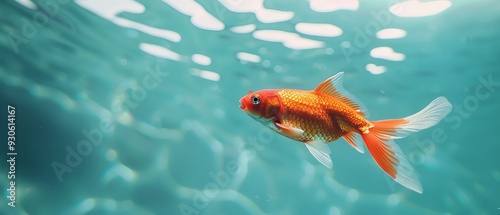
[{"xmin": 1, "ymin": 0, "xmax": 500, "ymax": 214}]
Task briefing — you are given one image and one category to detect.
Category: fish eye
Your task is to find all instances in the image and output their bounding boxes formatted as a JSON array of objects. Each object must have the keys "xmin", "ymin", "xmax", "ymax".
[{"xmin": 251, "ymin": 95, "xmax": 260, "ymax": 105}]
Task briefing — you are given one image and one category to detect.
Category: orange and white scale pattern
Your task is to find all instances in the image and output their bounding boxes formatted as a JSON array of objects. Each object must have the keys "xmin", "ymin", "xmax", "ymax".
[{"xmin": 273, "ymin": 89, "xmax": 372, "ymax": 143}]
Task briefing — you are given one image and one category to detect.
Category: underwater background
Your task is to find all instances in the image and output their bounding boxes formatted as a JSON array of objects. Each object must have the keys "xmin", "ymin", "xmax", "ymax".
[{"xmin": 1, "ymin": 0, "xmax": 500, "ymax": 214}]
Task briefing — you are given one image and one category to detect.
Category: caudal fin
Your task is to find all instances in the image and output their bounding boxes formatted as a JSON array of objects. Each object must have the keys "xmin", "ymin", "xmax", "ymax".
[{"xmin": 361, "ymin": 97, "xmax": 452, "ymax": 193}]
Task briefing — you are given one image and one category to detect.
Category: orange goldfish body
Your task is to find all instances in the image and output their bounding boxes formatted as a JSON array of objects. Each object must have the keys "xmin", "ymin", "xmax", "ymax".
[{"xmin": 239, "ymin": 72, "xmax": 452, "ymax": 193}]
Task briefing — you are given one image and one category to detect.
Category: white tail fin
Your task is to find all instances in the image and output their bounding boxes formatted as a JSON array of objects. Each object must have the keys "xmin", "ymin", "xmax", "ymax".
[
  {"xmin": 373, "ymin": 97, "xmax": 453, "ymax": 140},
  {"xmin": 397, "ymin": 97, "xmax": 453, "ymax": 138},
  {"xmin": 362, "ymin": 97, "xmax": 452, "ymax": 193}
]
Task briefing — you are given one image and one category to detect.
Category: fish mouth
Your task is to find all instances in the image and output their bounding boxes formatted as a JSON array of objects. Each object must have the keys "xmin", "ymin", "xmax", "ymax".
[{"xmin": 239, "ymin": 99, "xmax": 248, "ymax": 112}]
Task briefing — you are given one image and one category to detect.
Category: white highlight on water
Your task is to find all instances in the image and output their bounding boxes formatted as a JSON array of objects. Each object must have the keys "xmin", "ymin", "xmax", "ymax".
[
  {"xmin": 191, "ymin": 69, "xmax": 221, "ymax": 82},
  {"xmin": 309, "ymin": 0, "xmax": 359, "ymax": 12},
  {"xmin": 366, "ymin": 63, "xmax": 387, "ymax": 75},
  {"xmin": 376, "ymin": 28, "xmax": 407, "ymax": 39},
  {"xmin": 14, "ymin": 0, "xmax": 37, "ymax": 9},
  {"xmin": 163, "ymin": 0, "xmax": 224, "ymax": 31},
  {"xmin": 370, "ymin": 47, "xmax": 406, "ymax": 61},
  {"xmin": 219, "ymin": 0, "xmax": 294, "ymax": 23},
  {"xmin": 390, "ymin": 0, "xmax": 452, "ymax": 17},
  {"xmin": 139, "ymin": 43, "xmax": 181, "ymax": 61},
  {"xmin": 253, "ymin": 30, "xmax": 324, "ymax": 50},
  {"xmin": 231, "ymin": 24, "xmax": 257, "ymax": 34},
  {"xmin": 295, "ymin": 23, "xmax": 343, "ymax": 37},
  {"xmin": 192, "ymin": 54, "xmax": 212, "ymax": 66},
  {"xmin": 75, "ymin": 0, "xmax": 181, "ymax": 42},
  {"xmin": 237, "ymin": 52, "xmax": 261, "ymax": 63}
]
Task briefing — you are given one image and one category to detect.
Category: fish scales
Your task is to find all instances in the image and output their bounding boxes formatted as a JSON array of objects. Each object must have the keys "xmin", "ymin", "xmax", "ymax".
[{"xmin": 277, "ymin": 89, "xmax": 364, "ymax": 142}]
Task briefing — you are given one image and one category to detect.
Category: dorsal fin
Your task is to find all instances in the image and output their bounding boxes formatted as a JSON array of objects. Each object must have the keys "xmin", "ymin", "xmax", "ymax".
[{"xmin": 314, "ymin": 72, "xmax": 369, "ymax": 117}]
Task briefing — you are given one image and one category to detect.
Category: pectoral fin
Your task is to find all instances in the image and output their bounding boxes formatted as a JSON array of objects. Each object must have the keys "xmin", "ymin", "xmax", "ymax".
[
  {"xmin": 275, "ymin": 122, "xmax": 304, "ymax": 138},
  {"xmin": 305, "ymin": 140, "xmax": 333, "ymax": 169}
]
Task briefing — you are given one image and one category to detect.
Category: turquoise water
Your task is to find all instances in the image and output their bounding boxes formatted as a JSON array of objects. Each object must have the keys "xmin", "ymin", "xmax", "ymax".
[{"xmin": 1, "ymin": 0, "xmax": 500, "ymax": 214}]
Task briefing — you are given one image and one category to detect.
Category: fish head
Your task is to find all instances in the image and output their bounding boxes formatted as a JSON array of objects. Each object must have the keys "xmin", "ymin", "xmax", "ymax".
[{"xmin": 239, "ymin": 90, "xmax": 281, "ymax": 121}]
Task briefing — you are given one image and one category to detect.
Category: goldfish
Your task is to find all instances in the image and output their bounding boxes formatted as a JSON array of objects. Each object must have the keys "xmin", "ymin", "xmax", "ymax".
[{"xmin": 239, "ymin": 72, "xmax": 452, "ymax": 193}]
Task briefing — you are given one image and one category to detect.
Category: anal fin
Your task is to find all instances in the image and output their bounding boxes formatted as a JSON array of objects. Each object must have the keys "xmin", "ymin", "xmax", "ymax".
[
  {"xmin": 343, "ymin": 132, "xmax": 364, "ymax": 153},
  {"xmin": 361, "ymin": 127, "xmax": 423, "ymax": 193}
]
